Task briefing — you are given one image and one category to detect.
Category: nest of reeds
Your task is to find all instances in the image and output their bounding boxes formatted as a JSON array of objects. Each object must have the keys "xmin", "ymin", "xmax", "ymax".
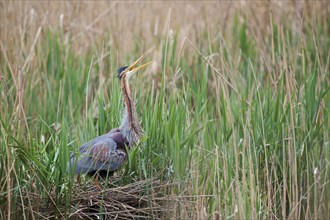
[{"xmin": 21, "ymin": 177, "xmax": 185, "ymax": 219}]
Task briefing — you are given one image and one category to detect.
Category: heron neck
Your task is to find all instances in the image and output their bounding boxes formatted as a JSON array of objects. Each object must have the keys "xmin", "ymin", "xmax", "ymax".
[
  {"xmin": 120, "ymin": 76, "xmax": 134, "ymax": 128},
  {"xmin": 119, "ymin": 76, "xmax": 143, "ymax": 144}
]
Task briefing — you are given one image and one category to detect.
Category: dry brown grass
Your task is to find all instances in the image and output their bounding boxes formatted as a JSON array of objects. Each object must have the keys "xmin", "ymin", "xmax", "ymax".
[
  {"xmin": 21, "ymin": 178, "xmax": 186, "ymax": 220},
  {"xmin": 1, "ymin": 1, "xmax": 328, "ymax": 67}
]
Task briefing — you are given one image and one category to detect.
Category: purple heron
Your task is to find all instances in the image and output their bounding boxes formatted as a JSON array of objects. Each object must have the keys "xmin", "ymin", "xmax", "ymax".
[{"xmin": 67, "ymin": 52, "xmax": 151, "ymax": 178}]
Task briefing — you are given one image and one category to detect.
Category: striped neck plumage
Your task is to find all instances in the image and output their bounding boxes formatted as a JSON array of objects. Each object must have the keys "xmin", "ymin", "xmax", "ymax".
[{"xmin": 119, "ymin": 75, "xmax": 143, "ymax": 145}]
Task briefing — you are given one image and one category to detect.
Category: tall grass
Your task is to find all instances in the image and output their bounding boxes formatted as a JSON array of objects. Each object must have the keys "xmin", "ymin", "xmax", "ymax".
[{"xmin": 1, "ymin": 2, "xmax": 329, "ymax": 219}]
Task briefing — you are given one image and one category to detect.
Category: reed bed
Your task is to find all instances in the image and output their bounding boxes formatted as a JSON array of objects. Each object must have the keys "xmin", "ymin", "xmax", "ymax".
[{"xmin": 1, "ymin": 1, "xmax": 329, "ymax": 219}]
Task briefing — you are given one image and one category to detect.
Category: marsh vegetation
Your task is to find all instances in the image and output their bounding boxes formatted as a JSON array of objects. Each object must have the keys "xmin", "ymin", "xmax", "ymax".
[{"xmin": 1, "ymin": 2, "xmax": 329, "ymax": 219}]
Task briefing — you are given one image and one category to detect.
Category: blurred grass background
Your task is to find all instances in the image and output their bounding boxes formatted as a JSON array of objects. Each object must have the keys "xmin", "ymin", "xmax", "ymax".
[{"xmin": 0, "ymin": 1, "xmax": 329, "ymax": 219}]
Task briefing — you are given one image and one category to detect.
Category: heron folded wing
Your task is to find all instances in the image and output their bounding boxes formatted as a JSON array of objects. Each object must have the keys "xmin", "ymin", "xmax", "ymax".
[
  {"xmin": 90, "ymin": 142, "xmax": 117, "ymax": 163},
  {"xmin": 73, "ymin": 139, "xmax": 127, "ymax": 174}
]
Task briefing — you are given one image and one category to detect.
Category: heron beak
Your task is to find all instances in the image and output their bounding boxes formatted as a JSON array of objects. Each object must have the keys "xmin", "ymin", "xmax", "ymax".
[
  {"xmin": 118, "ymin": 49, "xmax": 153, "ymax": 78},
  {"xmin": 129, "ymin": 61, "xmax": 152, "ymax": 74}
]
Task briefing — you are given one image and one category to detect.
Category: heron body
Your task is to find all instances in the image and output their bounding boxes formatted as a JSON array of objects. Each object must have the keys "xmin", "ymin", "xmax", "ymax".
[
  {"xmin": 67, "ymin": 52, "xmax": 151, "ymax": 177},
  {"xmin": 69, "ymin": 129, "xmax": 128, "ymax": 176}
]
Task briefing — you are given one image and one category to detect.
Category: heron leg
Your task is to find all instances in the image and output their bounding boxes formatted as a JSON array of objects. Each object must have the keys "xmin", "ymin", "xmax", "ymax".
[
  {"xmin": 94, "ymin": 173, "xmax": 103, "ymax": 190},
  {"xmin": 74, "ymin": 175, "xmax": 81, "ymax": 186}
]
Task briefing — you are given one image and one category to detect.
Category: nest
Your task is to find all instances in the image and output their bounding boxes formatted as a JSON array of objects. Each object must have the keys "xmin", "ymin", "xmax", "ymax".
[{"xmin": 20, "ymin": 178, "xmax": 185, "ymax": 219}]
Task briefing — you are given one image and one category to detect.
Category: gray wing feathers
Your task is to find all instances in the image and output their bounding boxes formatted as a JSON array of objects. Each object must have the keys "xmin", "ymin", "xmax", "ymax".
[{"xmin": 68, "ymin": 137, "xmax": 127, "ymax": 175}]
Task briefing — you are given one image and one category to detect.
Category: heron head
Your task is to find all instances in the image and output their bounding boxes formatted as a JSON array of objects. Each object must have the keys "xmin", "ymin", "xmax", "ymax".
[
  {"xmin": 116, "ymin": 66, "xmax": 129, "ymax": 79},
  {"xmin": 116, "ymin": 51, "xmax": 152, "ymax": 80}
]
